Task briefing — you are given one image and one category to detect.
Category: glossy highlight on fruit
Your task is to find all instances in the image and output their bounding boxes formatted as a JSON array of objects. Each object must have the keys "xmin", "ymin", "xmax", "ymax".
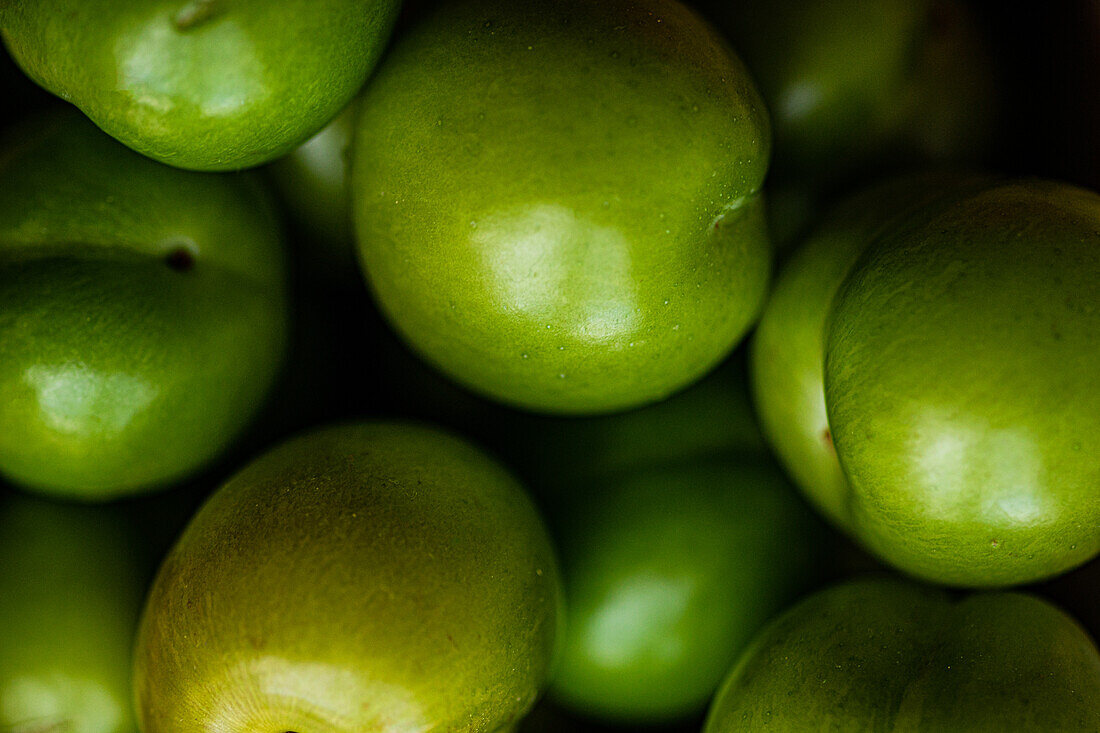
[
  {"xmin": 1, "ymin": 0, "xmax": 401, "ymax": 170},
  {"xmin": 353, "ymin": 0, "xmax": 772, "ymax": 414},
  {"xmin": 710, "ymin": 0, "xmax": 996, "ymax": 181},
  {"xmin": 549, "ymin": 454, "xmax": 824, "ymax": 723},
  {"xmin": 752, "ymin": 175, "xmax": 1100, "ymax": 586},
  {"xmin": 704, "ymin": 577, "xmax": 1100, "ymax": 731},
  {"xmin": 134, "ymin": 422, "xmax": 562, "ymax": 732},
  {"xmin": 0, "ymin": 111, "xmax": 287, "ymax": 500},
  {"xmin": 0, "ymin": 496, "xmax": 148, "ymax": 733}
]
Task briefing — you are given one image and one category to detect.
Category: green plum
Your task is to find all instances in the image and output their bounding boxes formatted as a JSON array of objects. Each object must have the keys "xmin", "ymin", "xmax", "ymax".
[
  {"xmin": 753, "ymin": 176, "xmax": 1100, "ymax": 586},
  {"xmin": 751, "ymin": 173, "xmax": 983, "ymax": 531},
  {"xmin": 701, "ymin": 0, "xmax": 997, "ymax": 249},
  {"xmin": 708, "ymin": 0, "xmax": 996, "ymax": 182},
  {"xmin": 0, "ymin": 0, "xmax": 401, "ymax": 171},
  {"xmin": 134, "ymin": 422, "xmax": 562, "ymax": 732},
  {"xmin": 704, "ymin": 577, "xmax": 1100, "ymax": 731},
  {"xmin": 549, "ymin": 454, "xmax": 824, "ymax": 724},
  {"xmin": 268, "ymin": 104, "xmax": 360, "ymax": 282},
  {"xmin": 353, "ymin": 0, "xmax": 772, "ymax": 414},
  {"xmin": 0, "ymin": 496, "xmax": 148, "ymax": 733},
  {"xmin": 0, "ymin": 111, "xmax": 287, "ymax": 500}
]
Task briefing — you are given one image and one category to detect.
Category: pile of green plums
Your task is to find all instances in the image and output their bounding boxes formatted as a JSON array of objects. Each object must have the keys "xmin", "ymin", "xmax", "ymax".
[{"xmin": 2, "ymin": 0, "xmax": 1099, "ymax": 731}]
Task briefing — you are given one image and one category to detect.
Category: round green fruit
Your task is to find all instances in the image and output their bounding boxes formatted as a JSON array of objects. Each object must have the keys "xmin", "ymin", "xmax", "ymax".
[
  {"xmin": 708, "ymin": 0, "xmax": 996, "ymax": 182},
  {"xmin": 751, "ymin": 173, "xmax": 980, "ymax": 531},
  {"xmin": 0, "ymin": 111, "xmax": 287, "ymax": 500},
  {"xmin": 134, "ymin": 422, "xmax": 562, "ymax": 732},
  {"xmin": 0, "ymin": 0, "xmax": 401, "ymax": 171},
  {"xmin": 753, "ymin": 176, "xmax": 1100, "ymax": 586},
  {"xmin": 704, "ymin": 577, "xmax": 1100, "ymax": 731},
  {"xmin": 0, "ymin": 496, "xmax": 148, "ymax": 733},
  {"xmin": 550, "ymin": 454, "xmax": 824, "ymax": 724},
  {"xmin": 353, "ymin": 0, "xmax": 771, "ymax": 414}
]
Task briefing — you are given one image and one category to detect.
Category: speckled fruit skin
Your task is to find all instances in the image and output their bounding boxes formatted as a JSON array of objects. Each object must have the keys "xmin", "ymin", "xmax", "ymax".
[
  {"xmin": 549, "ymin": 454, "xmax": 823, "ymax": 724},
  {"xmin": 134, "ymin": 423, "xmax": 562, "ymax": 732},
  {"xmin": 0, "ymin": 496, "xmax": 147, "ymax": 733},
  {"xmin": 752, "ymin": 177, "xmax": 1100, "ymax": 587},
  {"xmin": 353, "ymin": 0, "xmax": 771, "ymax": 414},
  {"xmin": 0, "ymin": 0, "xmax": 401, "ymax": 171},
  {"xmin": 0, "ymin": 111, "xmax": 287, "ymax": 500},
  {"xmin": 704, "ymin": 577, "xmax": 1100, "ymax": 731}
]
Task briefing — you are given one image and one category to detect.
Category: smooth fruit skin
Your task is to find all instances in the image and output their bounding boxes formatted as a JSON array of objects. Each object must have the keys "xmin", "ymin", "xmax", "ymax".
[
  {"xmin": 825, "ymin": 180, "xmax": 1100, "ymax": 587},
  {"xmin": 353, "ymin": 0, "xmax": 771, "ymax": 414},
  {"xmin": 701, "ymin": 0, "xmax": 997, "ymax": 250},
  {"xmin": 0, "ymin": 496, "xmax": 147, "ymax": 733},
  {"xmin": 708, "ymin": 0, "xmax": 995, "ymax": 181},
  {"xmin": 134, "ymin": 423, "xmax": 562, "ymax": 732},
  {"xmin": 0, "ymin": 111, "xmax": 287, "ymax": 500},
  {"xmin": 704, "ymin": 577, "xmax": 1100, "ymax": 731},
  {"xmin": 549, "ymin": 455, "xmax": 824, "ymax": 724},
  {"xmin": 0, "ymin": 0, "xmax": 401, "ymax": 171},
  {"xmin": 752, "ymin": 176, "xmax": 1100, "ymax": 587},
  {"xmin": 750, "ymin": 174, "xmax": 984, "ymax": 531}
]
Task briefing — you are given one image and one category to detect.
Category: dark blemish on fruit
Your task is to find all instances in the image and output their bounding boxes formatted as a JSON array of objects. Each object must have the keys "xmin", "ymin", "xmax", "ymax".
[
  {"xmin": 991, "ymin": 539, "xmax": 1001, "ymax": 548},
  {"xmin": 165, "ymin": 248, "xmax": 195, "ymax": 272},
  {"xmin": 173, "ymin": 0, "xmax": 223, "ymax": 32},
  {"xmin": 821, "ymin": 428, "xmax": 833, "ymax": 447}
]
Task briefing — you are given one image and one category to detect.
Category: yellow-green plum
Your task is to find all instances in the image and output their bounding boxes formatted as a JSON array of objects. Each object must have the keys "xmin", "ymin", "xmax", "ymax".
[
  {"xmin": 0, "ymin": 112, "xmax": 287, "ymax": 500},
  {"xmin": 0, "ymin": 0, "xmax": 401, "ymax": 171},
  {"xmin": 0, "ymin": 496, "xmax": 148, "ymax": 733},
  {"xmin": 752, "ymin": 176, "xmax": 1100, "ymax": 586},
  {"xmin": 353, "ymin": 0, "xmax": 772, "ymax": 414},
  {"xmin": 134, "ymin": 422, "xmax": 562, "ymax": 732},
  {"xmin": 704, "ymin": 577, "xmax": 1100, "ymax": 731}
]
